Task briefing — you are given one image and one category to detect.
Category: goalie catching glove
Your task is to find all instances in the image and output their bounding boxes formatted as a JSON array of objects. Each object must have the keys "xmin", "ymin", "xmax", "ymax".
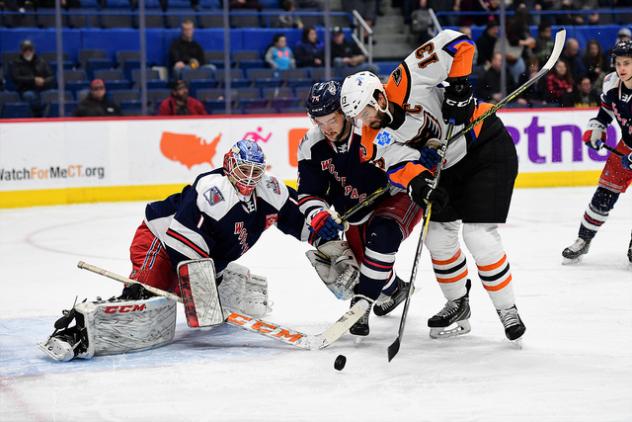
[
  {"xmin": 407, "ymin": 171, "xmax": 449, "ymax": 213},
  {"xmin": 306, "ymin": 240, "xmax": 359, "ymax": 300}
]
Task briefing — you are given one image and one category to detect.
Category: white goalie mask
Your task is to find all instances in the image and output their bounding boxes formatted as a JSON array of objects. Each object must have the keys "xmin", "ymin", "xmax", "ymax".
[{"xmin": 340, "ymin": 71, "xmax": 392, "ymax": 122}]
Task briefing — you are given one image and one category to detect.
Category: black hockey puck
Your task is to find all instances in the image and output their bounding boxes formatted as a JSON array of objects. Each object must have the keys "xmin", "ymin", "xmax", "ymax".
[{"xmin": 334, "ymin": 354, "xmax": 347, "ymax": 371}]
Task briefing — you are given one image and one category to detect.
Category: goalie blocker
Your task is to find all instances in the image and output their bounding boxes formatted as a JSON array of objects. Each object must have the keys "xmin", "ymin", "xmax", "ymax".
[{"xmin": 40, "ymin": 259, "xmax": 271, "ymax": 361}]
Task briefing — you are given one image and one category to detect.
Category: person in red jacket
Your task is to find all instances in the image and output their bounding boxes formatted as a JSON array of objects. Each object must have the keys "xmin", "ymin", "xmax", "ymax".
[{"xmin": 158, "ymin": 80, "xmax": 207, "ymax": 116}]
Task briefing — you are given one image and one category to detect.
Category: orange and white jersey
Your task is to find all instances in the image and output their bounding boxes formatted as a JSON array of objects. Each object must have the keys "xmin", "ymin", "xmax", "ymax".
[{"xmin": 359, "ymin": 29, "xmax": 480, "ymax": 188}]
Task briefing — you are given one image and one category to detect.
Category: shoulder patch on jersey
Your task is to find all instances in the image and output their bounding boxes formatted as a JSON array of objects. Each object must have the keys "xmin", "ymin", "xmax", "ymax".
[
  {"xmin": 195, "ymin": 173, "xmax": 239, "ymax": 221},
  {"xmin": 298, "ymin": 126, "xmax": 326, "ymax": 161},
  {"xmin": 392, "ymin": 67, "xmax": 403, "ymax": 86},
  {"xmin": 203, "ymin": 186, "xmax": 225, "ymax": 206},
  {"xmin": 375, "ymin": 130, "xmax": 394, "ymax": 147},
  {"xmin": 602, "ymin": 71, "xmax": 620, "ymax": 94},
  {"xmin": 256, "ymin": 174, "xmax": 289, "ymax": 210}
]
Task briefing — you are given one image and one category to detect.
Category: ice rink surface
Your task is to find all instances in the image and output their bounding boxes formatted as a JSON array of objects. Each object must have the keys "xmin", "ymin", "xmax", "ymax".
[{"xmin": 1, "ymin": 187, "xmax": 631, "ymax": 422}]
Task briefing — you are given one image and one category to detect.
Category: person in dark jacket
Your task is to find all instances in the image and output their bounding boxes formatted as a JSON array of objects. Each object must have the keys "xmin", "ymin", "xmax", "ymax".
[
  {"xmin": 10, "ymin": 40, "xmax": 54, "ymax": 117},
  {"xmin": 475, "ymin": 20, "xmax": 499, "ymax": 67},
  {"xmin": 168, "ymin": 19, "xmax": 206, "ymax": 80},
  {"xmin": 295, "ymin": 27, "xmax": 323, "ymax": 68},
  {"xmin": 74, "ymin": 79, "xmax": 122, "ymax": 117},
  {"xmin": 158, "ymin": 80, "xmax": 207, "ymax": 116}
]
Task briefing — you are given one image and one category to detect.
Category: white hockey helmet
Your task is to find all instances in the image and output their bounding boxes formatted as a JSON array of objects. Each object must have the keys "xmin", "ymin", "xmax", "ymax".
[{"xmin": 340, "ymin": 71, "xmax": 389, "ymax": 119}]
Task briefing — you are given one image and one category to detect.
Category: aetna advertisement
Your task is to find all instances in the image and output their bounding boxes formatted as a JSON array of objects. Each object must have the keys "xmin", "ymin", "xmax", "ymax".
[{"xmin": 0, "ymin": 109, "xmax": 614, "ymax": 199}]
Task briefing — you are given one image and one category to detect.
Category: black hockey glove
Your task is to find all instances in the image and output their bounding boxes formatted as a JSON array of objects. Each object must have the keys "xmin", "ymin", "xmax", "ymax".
[
  {"xmin": 442, "ymin": 76, "xmax": 474, "ymax": 125},
  {"xmin": 407, "ymin": 171, "xmax": 449, "ymax": 213},
  {"xmin": 119, "ymin": 283, "xmax": 155, "ymax": 300}
]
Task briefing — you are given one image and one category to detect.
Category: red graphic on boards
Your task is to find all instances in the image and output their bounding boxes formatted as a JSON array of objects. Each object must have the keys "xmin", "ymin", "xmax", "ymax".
[{"xmin": 160, "ymin": 131, "xmax": 222, "ymax": 169}]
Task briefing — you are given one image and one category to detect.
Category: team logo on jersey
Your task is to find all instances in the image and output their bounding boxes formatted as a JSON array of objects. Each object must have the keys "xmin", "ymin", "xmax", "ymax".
[
  {"xmin": 392, "ymin": 67, "xmax": 402, "ymax": 86},
  {"xmin": 265, "ymin": 177, "xmax": 281, "ymax": 194},
  {"xmin": 234, "ymin": 222, "xmax": 249, "ymax": 254},
  {"xmin": 264, "ymin": 213, "xmax": 278, "ymax": 229},
  {"xmin": 204, "ymin": 186, "xmax": 224, "ymax": 206},
  {"xmin": 376, "ymin": 130, "xmax": 393, "ymax": 146}
]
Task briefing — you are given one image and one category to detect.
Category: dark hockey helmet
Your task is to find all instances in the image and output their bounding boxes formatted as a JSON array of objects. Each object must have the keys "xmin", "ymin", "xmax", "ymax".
[
  {"xmin": 611, "ymin": 39, "xmax": 632, "ymax": 64},
  {"xmin": 223, "ymin": 140, "xmax": 266, "ymax": 196},
  {"xmin": 306, "ymin": 81, "xmax": 342, "ymax": 117}
]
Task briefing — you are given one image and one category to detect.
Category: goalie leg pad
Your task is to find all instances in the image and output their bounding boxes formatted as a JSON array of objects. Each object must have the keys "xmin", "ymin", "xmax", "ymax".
[
  {"xmin": 39, "ymin": 296, "xmax": 177, "ymax": 361},
  {"xmin": 178, "ymin": 259, "xmax": 224, "ymax": 327}
]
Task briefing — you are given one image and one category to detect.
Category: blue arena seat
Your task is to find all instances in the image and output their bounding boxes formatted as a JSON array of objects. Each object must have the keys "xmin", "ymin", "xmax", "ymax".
[{"xmin": 2, "ymin": 102, "xmax": 31, "ymax": 118}]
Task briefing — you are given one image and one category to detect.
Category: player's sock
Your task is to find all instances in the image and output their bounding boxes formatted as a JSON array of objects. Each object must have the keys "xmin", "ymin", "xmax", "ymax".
[
  {"xmin": 431, "ymin": 248, "xmax": 468, "ymax": 301},
  {"xmin": 477, "ymin": 252, "xmax": 515, "ymax": 311}
]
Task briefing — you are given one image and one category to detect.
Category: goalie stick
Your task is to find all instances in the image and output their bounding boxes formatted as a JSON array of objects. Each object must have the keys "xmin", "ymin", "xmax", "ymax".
[
  {"xmin": 77, "ymin": 261, "xmax": 369, "ymax": 350},
  {"xmin": 387, "ymin": 28, "xmax": 568, "ymax": 362}
]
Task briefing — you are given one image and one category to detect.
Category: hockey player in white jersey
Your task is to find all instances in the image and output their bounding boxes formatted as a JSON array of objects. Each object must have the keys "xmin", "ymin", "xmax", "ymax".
[
  {"xmin": 340, "ymin": 29, "xmax": 526, "ymax": 342},
  {"xmin": 39, "ymin": 140, "xmax": 315, "ymax": 361}
]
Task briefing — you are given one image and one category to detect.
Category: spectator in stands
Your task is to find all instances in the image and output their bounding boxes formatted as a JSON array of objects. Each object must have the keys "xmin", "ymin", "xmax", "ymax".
[
  {"xmin": 476, "ymin": 19, "xmax": 499, "ymax": 67},
  {"xmin": 169, "ymin": 19, "xmax": 206, "ymax": 81},
  {"xmin": 265, "ymin": 34, "xmax": 296, "ymax": 71},
  {"xmin": 274, "ymin": 0, "xmax": 303, "ymax": 29},
  {"xmin": 295, "ymin": 0, "xmax": 323, "ymax": 9},
  {"xmin": 158, "ymin": 80, "xmax": 206, "ymax": 116},
  {"xmin": 477, "ymin": 52, "xmax": 508, "ymax": 103},
  {"xmin": 295, "ymin": 27, "xmax": 323, "ymax": 68},
  {"xmin": 330, "ymin": 27, "xmax": 378, "ymax": 73},
  {"xmin": 561, "ymin": 38, "xmax": 586, "ymax": 83},
  {"xmin": 493, "ymin": 8, "xmax": 535, "ymax": 85},
  {"xmin": 229, "ymin": 0, "xmax": 262, "ymax": 11},
  {"xmin": 74, "ymin": 79, "xmax": 122, "ymax": 117},
  {"xmin": 572, "ymin": 76, "xmax": 600, "ymax": 108},
  {"xmin": 545, "ymin": 60, "xmax": 575, "ymax": 106},
  {"xmin": 10, "ymin": 40, "xmax": 53, "ymax": 118},
  {"xmin": 534, "ymin": 23, "xmax": 555, "ymax": 66},
  {"xmin": 516, "ymin": 56, "xmax": 545, "ymax": 106},
  {"xmin": 583, "ymin": 39, "xmax": 607, "ymax": 88}
]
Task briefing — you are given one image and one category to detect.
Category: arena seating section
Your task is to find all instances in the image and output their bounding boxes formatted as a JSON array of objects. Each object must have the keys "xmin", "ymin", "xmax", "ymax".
[{"xmin": 0, "ymin": 1, "xmax": 627, "ymax": 117}]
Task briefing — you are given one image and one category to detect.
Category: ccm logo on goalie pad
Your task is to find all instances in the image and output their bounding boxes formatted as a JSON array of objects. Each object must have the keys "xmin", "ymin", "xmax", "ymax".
[
  {"xmin": 103, "ymin": 304, "xmax": 147, "ymax": 314},
  {"xmin": 227, "ymin": 312, "xmax": 304, "ymax": 343}
]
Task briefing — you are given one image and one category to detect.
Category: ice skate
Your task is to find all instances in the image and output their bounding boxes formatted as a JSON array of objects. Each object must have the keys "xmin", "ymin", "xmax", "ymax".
[
  {"xmin": 349, "ymin": 296, "xmax": 371, "ymax": 337},
  {"xmin": 562, "ymin": 237, "xmax": 591, "ymax": 264},
  {"xmin": 497, "ymin": 305, "xmax": 526, "ymax": 342},
  {"xmin": 38, "ymin": 305, "xmax": 88, "ymax": 362},
  {"xmin": 428, "ymin": 279, "xmax": 471, "ymax": 339},
  {"xmin": 373, "ymin": 276, "xmax": 411, "ymax": 316}
]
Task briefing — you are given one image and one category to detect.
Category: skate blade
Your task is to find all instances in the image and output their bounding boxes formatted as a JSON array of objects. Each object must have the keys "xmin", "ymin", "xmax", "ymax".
[
  {"xmin": 562, "ymin": 256, "xmax": 582, "ymax": 265},
  {"xmin": 429, "ymin": 320, "xmax": 471, "ymax": 339},
  {"xmin": 509, "ymin": 337, "xmax": 524, "ymax": 349}
]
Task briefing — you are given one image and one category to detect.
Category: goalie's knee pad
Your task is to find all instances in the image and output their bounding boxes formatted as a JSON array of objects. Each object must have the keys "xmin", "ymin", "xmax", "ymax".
[
  {"xmin": 306, "ymin": 240, "xmax": 359, "ymax": 300},
  {"xmin": 219, "ymin": 262, "xmax": 270, "ymax": 318},
  {"xmin": 39, "ymin": 296, "xmax": 177, "ymax": 361}
]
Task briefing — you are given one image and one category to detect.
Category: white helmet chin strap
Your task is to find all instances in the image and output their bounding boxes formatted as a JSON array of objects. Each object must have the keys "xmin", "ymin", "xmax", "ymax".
[{"xmin": 373, "ymin": 94, "xmax": 393, "ymax": 124}]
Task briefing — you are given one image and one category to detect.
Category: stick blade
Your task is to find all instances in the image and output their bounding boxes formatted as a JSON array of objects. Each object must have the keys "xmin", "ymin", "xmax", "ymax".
[
  {"xmin": 542, "ymin": 28, "xmax": 566, "ymax": 71},
  {"xmin": 387, "ymin": 337, "xmax": 401, "ymax": 362}
]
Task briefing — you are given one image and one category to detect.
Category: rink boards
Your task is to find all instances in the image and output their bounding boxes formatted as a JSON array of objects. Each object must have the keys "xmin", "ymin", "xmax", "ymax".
[{"xmin": 0, "ymin": 108, "xmax": 620, "ymax": 208}]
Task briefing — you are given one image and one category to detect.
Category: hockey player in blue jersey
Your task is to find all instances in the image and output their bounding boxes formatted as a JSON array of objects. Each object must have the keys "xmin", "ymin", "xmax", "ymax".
[
  {"xmin": 299, "ymin": 81, "xmax": 444, "ymax": 336},
  {"xmin": 40, "ymin": 140, "xmax": 315, "ymax": 361}
]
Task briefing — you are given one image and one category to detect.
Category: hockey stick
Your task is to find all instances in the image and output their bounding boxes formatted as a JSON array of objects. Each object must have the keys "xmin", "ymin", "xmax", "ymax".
[
  {"xmin": 340, "ymin": 186, "xmax": 389, "ymax": 222},
  {"xmin": 386, "ymin": 123, "xmax": 455, "ymax": 362},
  {"xmin": 445, "ymin": 28, "xmax": 567, "ymax": 147},
  {"xmin": 601, "ymin": 143, "xmax": 625, "ymax": 157},
  {"xmin": 77, "ymin": 260, "xmax": 369, "ymax": 350},
  {"xmin": 387, "ymin": 28, "xmax": 568, "ymax": 362}
]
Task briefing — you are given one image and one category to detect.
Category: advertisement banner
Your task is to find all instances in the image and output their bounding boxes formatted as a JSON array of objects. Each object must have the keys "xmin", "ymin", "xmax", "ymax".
[{"xmin": 0, "ymin": 109, "xmax": 615, "ymax": 207}]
